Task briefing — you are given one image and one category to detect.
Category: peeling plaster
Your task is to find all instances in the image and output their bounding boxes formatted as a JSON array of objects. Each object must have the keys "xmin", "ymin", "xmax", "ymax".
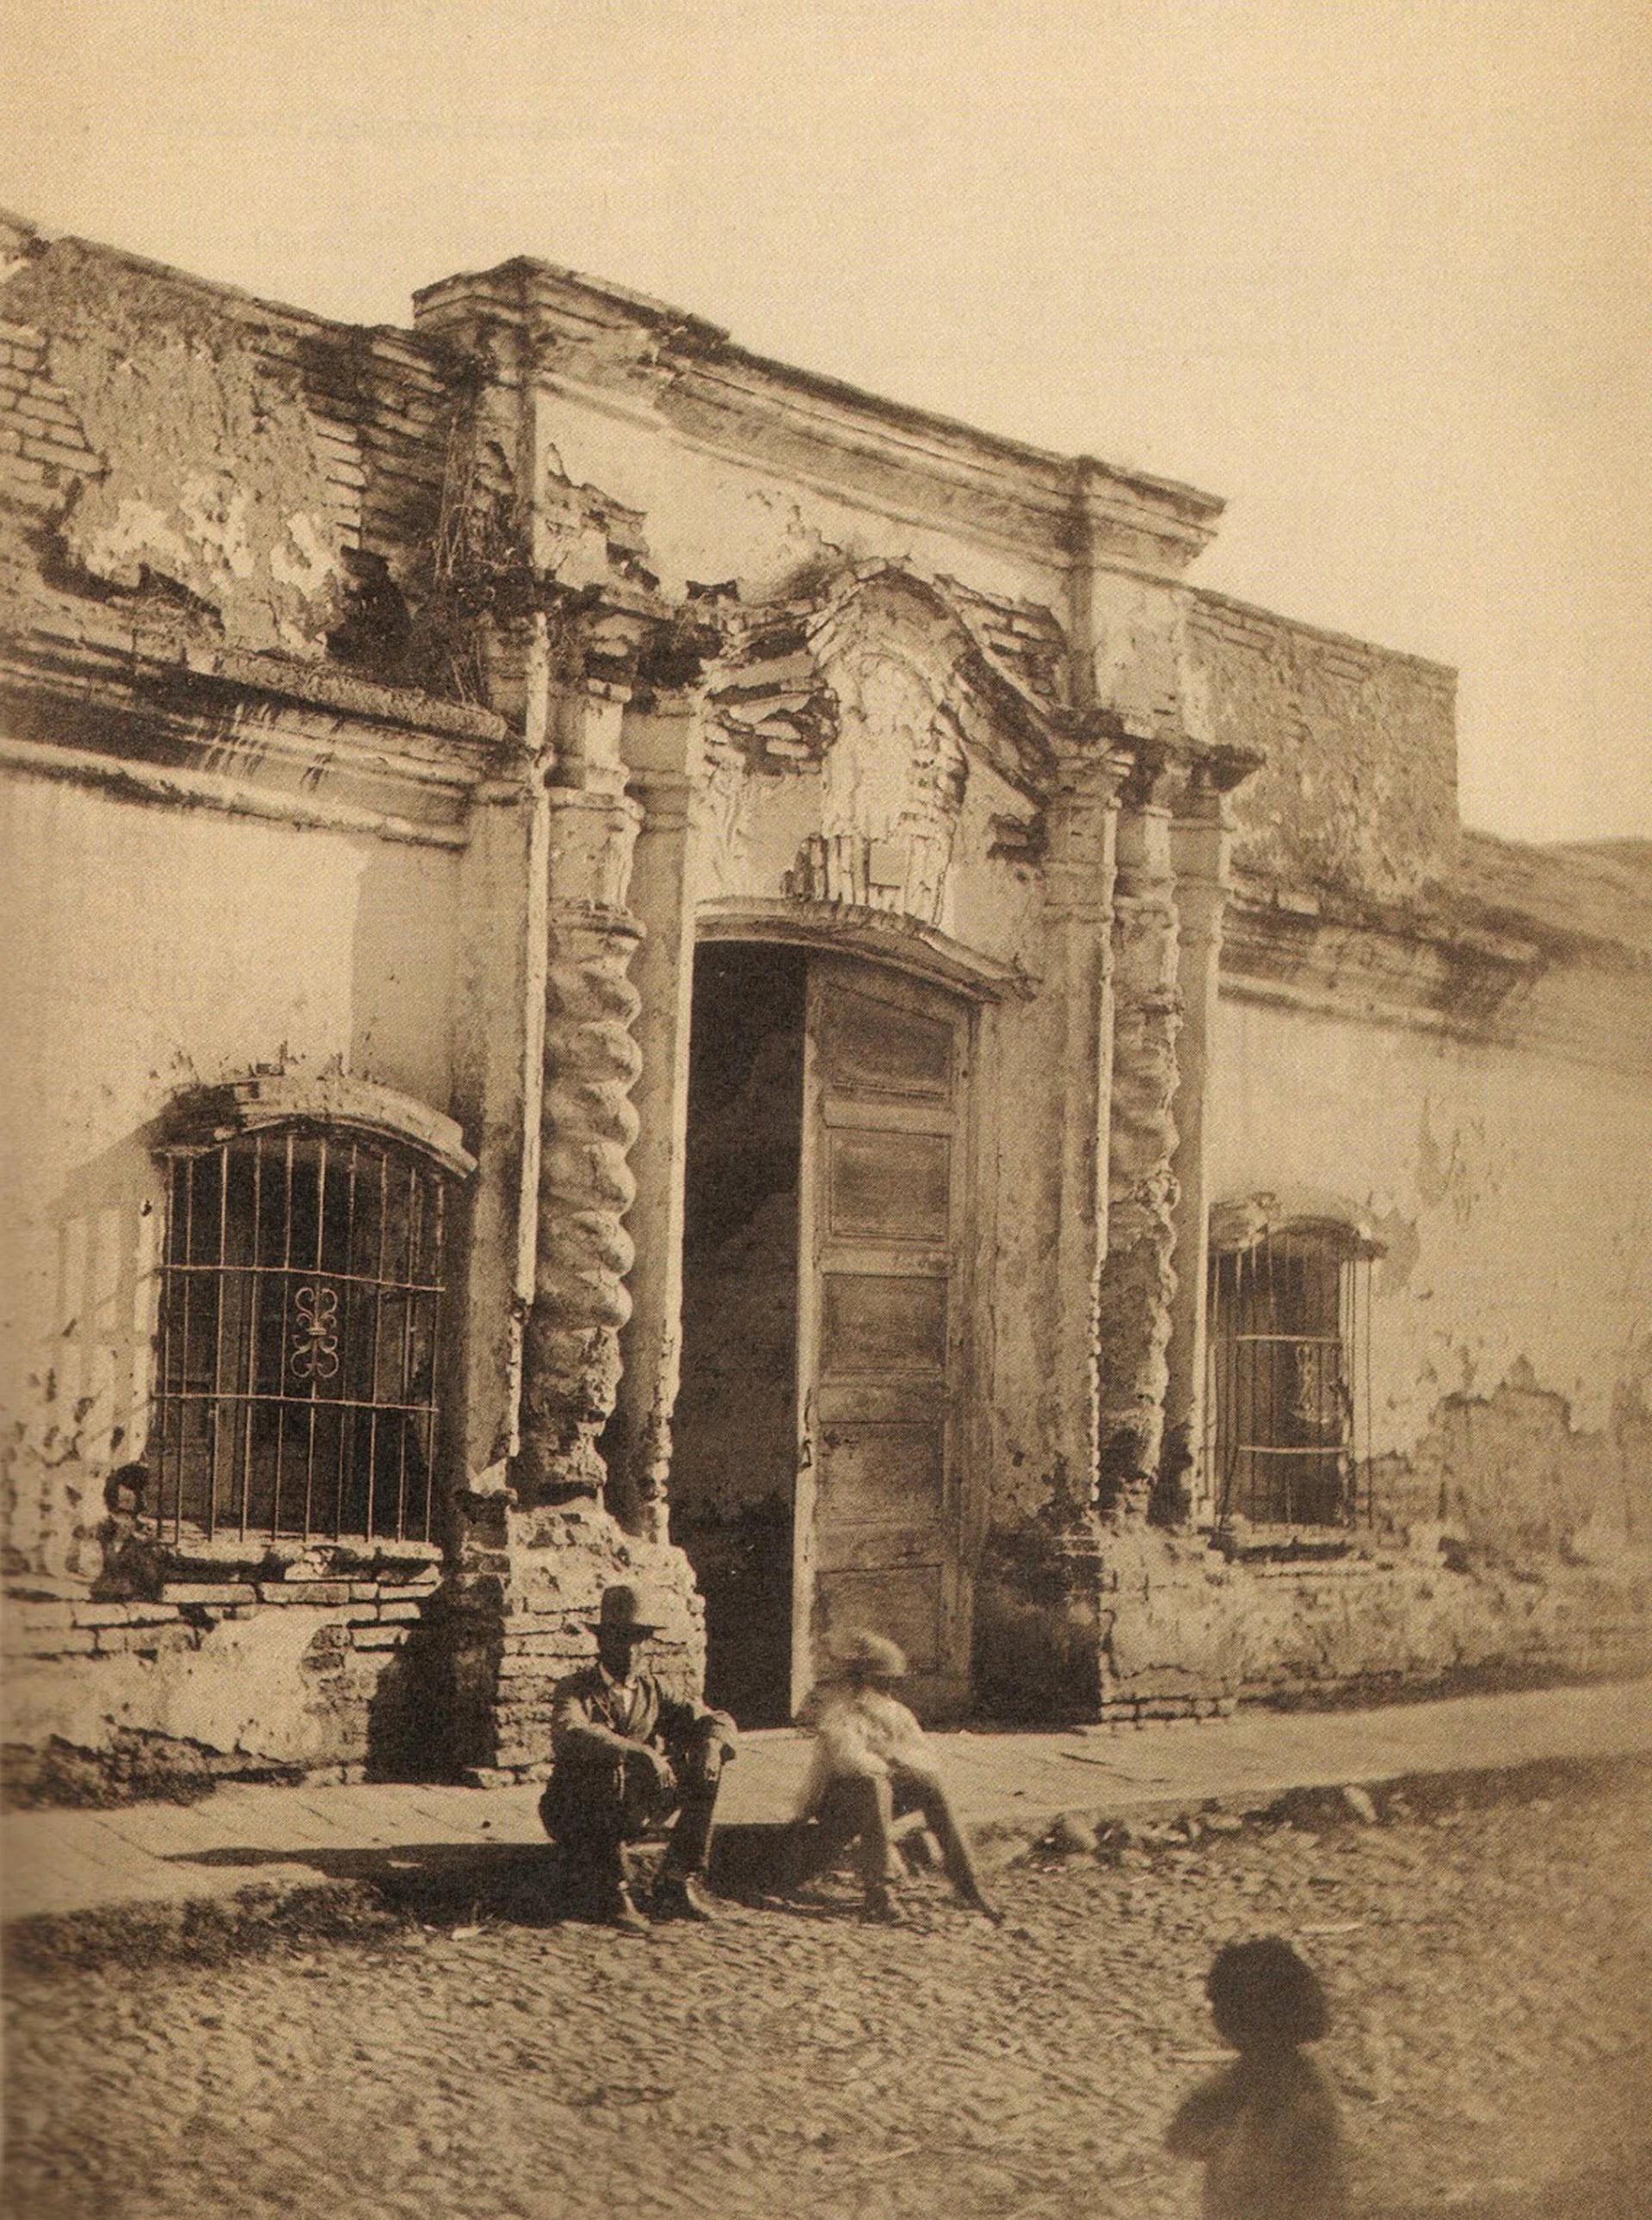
[
  {"xmin": 1369, "ymin": 1204, "xmax": 1421, "ymax": 1294},
  {"xmin": 3, "ymin": 239, "xmax": 347, "ymax": 654}
]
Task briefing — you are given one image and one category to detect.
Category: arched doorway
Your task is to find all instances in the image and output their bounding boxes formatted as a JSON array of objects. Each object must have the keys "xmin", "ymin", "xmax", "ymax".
[{"xmin": 671, "ymin": 940, "xmax": 974, "ymax": 1724}]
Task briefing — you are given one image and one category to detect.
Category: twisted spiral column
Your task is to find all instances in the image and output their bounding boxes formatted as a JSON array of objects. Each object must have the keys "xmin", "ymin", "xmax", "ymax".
[{"xmin": 516, "ymin": 785, "xmax": 645, "ymax": 1502}]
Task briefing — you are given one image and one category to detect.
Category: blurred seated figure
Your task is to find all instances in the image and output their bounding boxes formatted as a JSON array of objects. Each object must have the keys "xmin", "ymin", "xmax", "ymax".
[{"xmin": 788, "ymin": 1629, "xmax": 1001, "ymax": 1924}]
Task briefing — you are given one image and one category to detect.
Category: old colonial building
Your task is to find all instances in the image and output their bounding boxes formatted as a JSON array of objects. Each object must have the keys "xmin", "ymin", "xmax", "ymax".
[{"xmin": 3, "ymin": 213, "xmax": 1649, "ymax": 1796}]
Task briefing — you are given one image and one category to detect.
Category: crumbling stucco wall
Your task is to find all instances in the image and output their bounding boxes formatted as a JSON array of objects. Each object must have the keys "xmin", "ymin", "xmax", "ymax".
[
  {"xmin": 0, "ymin": 772, "xmax": 458, "ymax": 1589},
  {"xmin": 1207, "ymin": 993, "xmax": 1652, "ymax": 1558},
  {"xmin": 1087, "ymin": 1526, "xmax": 1652, "ymax": 1718},
  {"xmin": 3, "ymin": 1557, "xmax": 444, "ymax": 1799},
  {"xmin": 1, "ymin": 215, "xmax": 459, "ymax": 700},
  {"xmin": 0, "ymin": 222, "xmax": 508, "ymax": 1792},
  {"xmin": 2, "ymin": 244, "xmax": 342, "ymax": 655},
  {"xmin": 415, "ymin": 268, "xmax": 1074, "ymax": 627}
]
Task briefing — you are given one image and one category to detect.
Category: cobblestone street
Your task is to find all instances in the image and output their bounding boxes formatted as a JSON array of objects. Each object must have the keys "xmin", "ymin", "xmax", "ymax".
[{"xmin": 5, "ymin": 1767, "xmax": 1649, "ymax": 2220}]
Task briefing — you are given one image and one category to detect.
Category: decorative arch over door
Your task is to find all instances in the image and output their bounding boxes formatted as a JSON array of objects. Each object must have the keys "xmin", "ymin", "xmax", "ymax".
[{"xmin": 696, "ymin": 897, "xmax": 1022, "ymax": 1007}]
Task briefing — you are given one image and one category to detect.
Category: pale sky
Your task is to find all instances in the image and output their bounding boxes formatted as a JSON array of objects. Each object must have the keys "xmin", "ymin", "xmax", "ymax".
[{"xmin": 4, "ymin": 0, "xmax": 1648, "ymax": 846}]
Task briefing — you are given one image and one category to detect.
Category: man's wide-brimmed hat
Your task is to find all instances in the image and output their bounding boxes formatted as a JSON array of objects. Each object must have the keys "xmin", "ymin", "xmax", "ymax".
[
  {"xmin": 829, "ymin": 1629, "xmax": 907, "ymax": 1680},
  {"xmin": 589, "ymin": 1582, "xmax": 666, "ymax": 1635}
]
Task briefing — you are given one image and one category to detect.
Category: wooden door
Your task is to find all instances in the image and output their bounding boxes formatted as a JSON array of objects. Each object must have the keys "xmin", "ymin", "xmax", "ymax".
[{"xmin": 792, "ymin": 958, "xmax": 971, "ymax": 1720}]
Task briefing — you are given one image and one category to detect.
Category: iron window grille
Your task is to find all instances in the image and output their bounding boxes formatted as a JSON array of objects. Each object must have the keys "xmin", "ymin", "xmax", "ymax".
[
  {"xmin": 1205, "ymin": 1221, "xmax": 1375, "ymax": 1528},
  {"xmin": 151, "ymin": 1127, "xmax": 453, "ymax": 1547}
]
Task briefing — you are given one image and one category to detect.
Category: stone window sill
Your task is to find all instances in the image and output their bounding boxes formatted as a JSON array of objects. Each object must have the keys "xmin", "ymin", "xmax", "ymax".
[
  {"xmin": 1209, "ymin": 1524, "xmax": 1362, "ymax": 1566},
  {"xmin": 104, "ymin": 1526, "xmax": 443, "ymax": 1594}
]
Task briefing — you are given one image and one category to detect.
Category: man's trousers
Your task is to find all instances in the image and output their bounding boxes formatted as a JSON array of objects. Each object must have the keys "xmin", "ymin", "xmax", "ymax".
[
  {"xmin": 799, "ymin": 1764, "xmax": 988, "ymax": 1902},
  {"xmin": 539, "ymin": 1742, "xmax": 724, "ymax": 1901}
]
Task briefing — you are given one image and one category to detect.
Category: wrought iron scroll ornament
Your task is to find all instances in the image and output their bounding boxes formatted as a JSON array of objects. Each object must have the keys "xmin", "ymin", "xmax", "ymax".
[{"xmin": 289, "ymin": 1284, "xmax": 342, "ymax": 1382}]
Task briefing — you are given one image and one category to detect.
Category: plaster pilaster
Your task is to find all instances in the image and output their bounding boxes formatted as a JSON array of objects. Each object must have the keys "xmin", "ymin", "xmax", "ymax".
[
  {"xmin": 1096, "ymin": 749, "xmax": 1183, "ymax": 1519},
  {"xmin": 971, "ymin": 743, "xmax": 1126, "ymax": 1719},
  {"xmin": 1043, "ymin": 748, "xmax": 1129, "ymax": 1511},
  {"xmin": 1159, "ymin": 768, "xmax": 1236, "ymax": 1526}
]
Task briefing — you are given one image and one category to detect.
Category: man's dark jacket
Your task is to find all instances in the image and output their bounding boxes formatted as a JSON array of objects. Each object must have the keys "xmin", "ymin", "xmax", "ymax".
[
  {"xmin": 541, "ymin": 1663, "xmax": 736, "ymax": 1845},
  {"xmin": 549, "ymin": 1662, "xmax": 733, "ymax": 1766}
]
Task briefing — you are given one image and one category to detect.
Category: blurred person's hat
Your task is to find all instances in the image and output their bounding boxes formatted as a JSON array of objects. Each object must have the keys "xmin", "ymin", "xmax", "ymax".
[{"xmin": 829, "ymin": 1630, "xmax": 908, "ymax": 1681}]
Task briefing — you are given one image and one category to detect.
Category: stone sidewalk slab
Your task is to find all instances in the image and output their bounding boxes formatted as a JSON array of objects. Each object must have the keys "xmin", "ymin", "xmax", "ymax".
[
  {"xmin": 720, "ymin": 1674, "xmax": 1652, "ymax": 1833},
  {"xmin": 4, "ymin": 1676, "xmax": 1648, "ymax": 1931}
]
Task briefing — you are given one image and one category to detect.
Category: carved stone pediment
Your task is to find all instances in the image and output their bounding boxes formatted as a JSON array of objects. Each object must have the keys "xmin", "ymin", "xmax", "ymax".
[
  {"xmin": 693, "ymin": 563, "xmax": 1071, "ymax": 928},
  {"xmin": 703, "ymin": 563, "xmax": 1067, "ymax": 795}
]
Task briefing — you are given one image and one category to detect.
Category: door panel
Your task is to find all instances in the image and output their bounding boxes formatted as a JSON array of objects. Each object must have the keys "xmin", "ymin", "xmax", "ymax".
[
  {"xmin": 794, "ymin": 958, "xmax": 971, "ymax": 1720},
  {"xmin": 827, "ymin": 1129, "xmax": 951, "ymax": 1241},
  {"xmin": 817, "ymin": 1421, "xmax": 944, "ymax": 1528},
  {"xmin": 820, "ymin": 1272, "xmax": 946, "ymax": 1373},
  {"xmin": 814, "ymin": 1566, "xmax": 944, "ymax": 1676},
  {"xmin": 817, "ymin": 985, "xmax": 953, "ymax": 1097}
]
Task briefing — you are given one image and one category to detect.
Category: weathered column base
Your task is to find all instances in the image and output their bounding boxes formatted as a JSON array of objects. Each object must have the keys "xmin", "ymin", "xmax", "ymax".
[
  {"xmin": 442, "ymin": 1495, "xmax": 706, "ymax": 1784},
  {"xmin": 1093, "ymin": 1525, "xmax": 1243, "ymax": 1720},
  {"xmin": 972, "ymin": 1520, "xmax": 1244, "ymax": 1724},
  {"xmin": 971, "ymin": 1523, "xmax": 1111, "ymax": 1723}
]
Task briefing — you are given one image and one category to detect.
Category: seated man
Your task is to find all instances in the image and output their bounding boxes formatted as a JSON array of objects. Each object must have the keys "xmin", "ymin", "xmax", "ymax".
[
  {"xmin": 790, "ymin": 1630, "xmax": 1001, "ymax": 1924},
  {"xmin": 540, "ymin": 1582, "xmax": 737, "ymax": 1933}
]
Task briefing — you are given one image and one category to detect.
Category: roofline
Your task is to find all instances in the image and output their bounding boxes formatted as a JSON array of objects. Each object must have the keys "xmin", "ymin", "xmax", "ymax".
[
  {"xmin": 4, "ymin": 212, "xmax": 1226, "ymax": 550},
  {"xmin": 413, "ymin": 253, "xmax": 1227, "ymax": 533},
  {"xmin": 1191, "ymin": 583, "xmax": 1458, "ymax": 683},
  {"xmin": 0, "ymin": 208, "xmax": 443, "ymax": 355}
]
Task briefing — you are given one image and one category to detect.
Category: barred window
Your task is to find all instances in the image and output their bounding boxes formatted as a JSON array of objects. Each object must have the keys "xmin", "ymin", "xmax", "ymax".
[
  {"xmin": 151, "ymin": 1125, "xmax": 455, "ymax": 1547},
  {"xmin": 1205, "ymin": 1214, "xmax": 1375, "ymax": 1529}
]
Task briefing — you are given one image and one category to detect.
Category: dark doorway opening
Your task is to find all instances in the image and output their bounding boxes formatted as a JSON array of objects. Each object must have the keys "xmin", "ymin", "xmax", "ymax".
[{"xmin": 673, "ymin": 942, "xmax": 806, "ymax": 1726}]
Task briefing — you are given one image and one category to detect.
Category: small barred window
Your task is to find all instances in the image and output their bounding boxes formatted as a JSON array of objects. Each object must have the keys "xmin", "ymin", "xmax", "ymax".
[
  {"xmin": 151, "ymin": 1128, "xmax": 453, "ymax": 1546},
  {"xmin": 1205, "ymin": 1218, "xmax": 1374, "ymax": 1528}
]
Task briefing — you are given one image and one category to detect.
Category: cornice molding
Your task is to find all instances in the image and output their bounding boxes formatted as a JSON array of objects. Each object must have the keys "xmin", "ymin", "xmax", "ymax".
[
  {"xmin": 1221, "ymin": 885, "xmax": 1652, "ymax": 1076},
  {"xmin": 414, "ymin": 261, "xmax": 1224, "ymax": 583},
  {"xmin": 0, "ymin": 623, "xmax": 508, "ymax": 842}
]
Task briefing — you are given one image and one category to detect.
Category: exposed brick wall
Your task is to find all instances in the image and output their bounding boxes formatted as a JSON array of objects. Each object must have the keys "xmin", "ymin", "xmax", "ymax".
[
  {"xmin": 445, "ymin": 1501, "xmax": 706, "ymax": 1786},
  {"xmin": 1, "ymin": 1562, "xmax": 444, "ymax": 1801},
  {"xmin": 1189, "ymin": 589, "xmax": 1458, "ymax": 909},
  {"xmin": 6, "ymin": 1597, "xmax": 194, "ymax": 1664},
  {"xmin": 0, "ymin": 311, "xmax": 102, "ymax": 503},
  {"xmin": 0, "ymin": 216, "xmax": 462, "ymax": 684}
]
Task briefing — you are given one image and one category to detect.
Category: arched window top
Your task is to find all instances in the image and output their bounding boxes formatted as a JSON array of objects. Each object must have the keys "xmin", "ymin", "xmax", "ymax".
[
  {"xmin": 157, "ymin": 1072, "xmax": 476, "ymax": 1181},
  {"xmin": 1210, "ymin": 1187, "xmax": 1384, "ymax": 1262}
]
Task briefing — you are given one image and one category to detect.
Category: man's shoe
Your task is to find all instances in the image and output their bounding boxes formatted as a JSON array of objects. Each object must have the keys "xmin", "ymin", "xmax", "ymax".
[
  {"xmin": 960, "ymin": 1886, "xmax": 1005, "ymax": 1926},
  {"xmin": 596, "ymin": 1884, "xmax": 650, "ymax": 1935},
  {"xmin": 653, "ymin": 1873, "xmax": 718, "ymax": 1924},
  {"xmin": 862, "ymin": 1884, "xmax": 904, "ymax": 1924}
]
